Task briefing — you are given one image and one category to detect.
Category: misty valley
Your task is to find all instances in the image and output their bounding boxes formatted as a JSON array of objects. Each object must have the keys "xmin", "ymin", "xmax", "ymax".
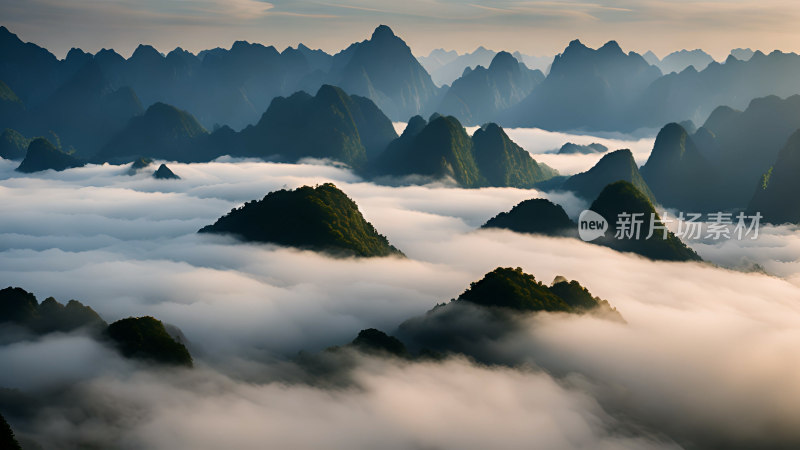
[{"xmin": 2, "ymin": 18, "xmax": 800, "ymax": 450}]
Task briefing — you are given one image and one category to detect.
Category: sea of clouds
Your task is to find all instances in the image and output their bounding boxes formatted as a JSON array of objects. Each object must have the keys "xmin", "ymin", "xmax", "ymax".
[{"xmin": 1, "ymin": 133, "xmax": 800, "ymax": 449}]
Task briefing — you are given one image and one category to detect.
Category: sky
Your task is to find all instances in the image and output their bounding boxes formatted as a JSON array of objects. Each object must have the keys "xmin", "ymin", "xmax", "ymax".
[{"xmin": 2, "ymin": 0, "xmax": 800, "ymax": 60}]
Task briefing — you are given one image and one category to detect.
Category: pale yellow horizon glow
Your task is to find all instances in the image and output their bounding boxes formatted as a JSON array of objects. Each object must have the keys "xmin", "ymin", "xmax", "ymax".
[{"xmin": 1, "ymin": 0, "xmax": 799, "ymax": 60}]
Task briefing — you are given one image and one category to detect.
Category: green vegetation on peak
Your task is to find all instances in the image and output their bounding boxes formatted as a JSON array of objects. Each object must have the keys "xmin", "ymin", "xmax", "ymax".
[
  {"xmin": 472, "ymin": 123, "xmax": 558, "ymax": 188},
  {"xmin": 0, "ymin": 79, "xmax": 22, "ymax": 105},
  {"xmin": 351, "ymin": 328, "xmax": 409, "ymax": 357},
  {"xmin": 16, "ymin": 137, "xmax": 84, "ymax": 173},
  {"xmin": 458, "ymin": 267, "xmax": 573, "ymax": 312},
  {"xmin": 590, "ymin": 181, "xmax": 701, "ymax": 261},
  {"xmin": 106, "ymin": 316, "xmax": 193, "ymax": 367},
  {"xmin": 424, "ymin": 267, "xmax": 622, "ymax": 318},
  {"xmin": 0, "ymin": 129, "xmax": 31, "ymax": 160},
  {"xmin": 240, "ymin": 84, "xmax": 397, "ymax": 168},
  {"xmin": 373, "ymin": 117, "xmax": 552, "ymax": 188},
  {"xmin": 482, "ymin": 198, "xmax": 575, "ymax": 236},
  {"xmin": 747, "ymin": 129, "xmax": 800, "ymax": 224},
  {"xmin": 0, "ymin": 286, "xmax": 107, "ymax": 334},
  {"xmin": 199, "ymin": 183, "xmax": 404, "ymax": 258},
  {"xmin": 372, "ymin": 114, "xmax": 484, "ymax": 187},
  {"xmin": 549, "ymin": 278, "xmax": 623, "ymax": 321},
  {"xmin": 563, "ymin": 149, "xmax": 656, "ymax": 205}
]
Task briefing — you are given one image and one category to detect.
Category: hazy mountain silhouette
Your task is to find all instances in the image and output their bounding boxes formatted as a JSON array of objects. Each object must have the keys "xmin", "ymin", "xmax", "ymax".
[
  {"xmin": 562, "ymin": 149, "xmax": 656, "ymax": 205},
  {"xmin": 638, "ymin": 51, "xmax": 800, "ymax": 130},
  {"xmin": 419, "ymin": 47, "xmax": 551, "ymax": 87},
  {"xmin": 96, "ymin": 102, "xmax": 209, "ymax": 163},
  {"xmin": 438, "ymin": 51, "xmax": 544, "ymax": 125},
  {"xmin": 502, "ymin": 40, "xmax": 661, "ymax": 130},
  {"xmin": 238, "ymin": 84, "xmax": 397, "ymax": 167},
  {"xmin": 373, "ymin": 115, "xmax": 555, "ymax": 188},
  {"xmin": 419, "ymin": 46, "xmax": 496, "ymax": 86},
  {"xmin": 482, "ymin": 198, "xmax": 576, "ymax": 237},
  {"xmin": 128, "ymin": 156, "xmax": 153, "ymax": 174},
  {"xmin": 371, "ymin": 114, "xmax": 484, "ymax": 186},
  {"xmin": 684, "ymin": 94, "xmax": 800, "ymax": 209},
  {"xmin": 16, "ymin": 137, "xmax": 84, "ymax": 173},
  {"xmin": 747, "ymin": 129, "xmax": 800, "ymax": 224},
  {"xmin": 557, "ymin": 142, "xmax": 608, "ymax": 154},
  {"xmin": 640, "ymin": 123, "xmax": 717, "ymax": 211},
  {"xmin": 0, "ymin": 26, "xmax": 62, "ymax": 106},
  {"xmin": 33, "ymin": 62, "xmax": 143, "ymax": 157},
  {"xmin": 642, "ymin": 50, "xmax": 660, "ymax": 66},
  {"xmin": 730, "ymin": 48, "xmax": 755, "ymax": 61},
  {"xmin": 328, "ymin": 25, "xmax": 440, "ymax": 120},
  {"xmin": 472, "ymin": 123, "xmax": 558, "ymax": 187},
  {"xmin": 199, "ymin": 183, "xmax": 404, "ymax": 257},
  {"xmin": 657, "ymin": 49, "xmax": 714, "ymax": 74}
]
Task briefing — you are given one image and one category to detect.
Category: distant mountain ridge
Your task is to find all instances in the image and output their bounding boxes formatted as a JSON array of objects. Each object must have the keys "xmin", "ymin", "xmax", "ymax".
[
  {"xmin": 438, "ymin": 51, "xmax": 544, "ymax": 125},
  {"xmin": 372, "ymin": 115, "xmax": 556, "ymax": 188},
  {"xmin": 327, "ymin": 25, "xmax": 441, "ymax": 120},
  {"xmin": 502, "ymin": 39, "xmax": 662, "ymax": 131}
]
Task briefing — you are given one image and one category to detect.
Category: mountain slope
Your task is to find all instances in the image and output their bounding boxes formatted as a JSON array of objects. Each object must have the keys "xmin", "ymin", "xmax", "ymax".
[
  {"xmin": 502, "ymin": 40, "xmax": 661, "ymax": 131},
  {"xmin": 562, "ymin": 149, "xmax": 656, "ymax": 205},
  {"xmin": 747, "ymin": 129, "xmax": 800, "ymax": 224},
  {"xmin": 639, "ymin": 123, "xmax": 717, "ymax": 211},
  {"xmin": 396, "ymin": 267, "xmax": 623, "ymax": 360},
  {"xmin": 240, "ymin": 84, "xmax": 397, "ymax": 167},
  {"xmin": 32, "ymin": 62, "xmax": 143, "ymax": 157},
  {"xmin": 372, "ymin": 114, "xmax": 484, "ymax": 187},
  {"xmin": 589, "ymin": 181, "xmax": 701, "ymax": 261},
  {"xmin": 0, "ymin": 128, "xmax": 31, "ymax": 160},
  {"xmin": 16, "ymin": 137, "xmax": 84, "ymax": 172},
  {"xmin": 329, "ymin": 25, "xmax": 440, "ymax": 120},
  {"xmin": 472, "ymin": 123, "xmax": 557, "ymax": 188},
  {"xmin": 199, "ymin": 183, "xmax": 404, "ymax": 257},
  {"xmin": 107, "ymin": 316, "xmax": 193, "ymax": 367},
  {"xmin": 438, "ymin": 51, "xmax": 544, "ymax": 125},
  {"xmin": 482, "ymin": 198, "xmax": 575, "ymax": 236},
  {"xmin": 691, "ymin": 94, "xmax": 800, "ymax": 209}
]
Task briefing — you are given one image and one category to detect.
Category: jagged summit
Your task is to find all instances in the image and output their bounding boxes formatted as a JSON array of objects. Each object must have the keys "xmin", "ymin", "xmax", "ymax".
[
  {"xmin": 599, "ymin": 40, "xmax": 623, "ymax": 54},
  {"xmin": 371, "ymin": 24, "xmax": 396, "ymax": 40},
  {"xmin": 488, "ymin": 51, "xmax": 517, "ymax": 71},
  {"xmin": 130, "ymin": 44, "xmax": 163, "ymax": 61}
]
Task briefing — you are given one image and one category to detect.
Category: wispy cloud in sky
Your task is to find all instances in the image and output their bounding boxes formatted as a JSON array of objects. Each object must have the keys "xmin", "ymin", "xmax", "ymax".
[{"xmin": 2, "ymin": 0, "xmax": 800, "ymax": 59}]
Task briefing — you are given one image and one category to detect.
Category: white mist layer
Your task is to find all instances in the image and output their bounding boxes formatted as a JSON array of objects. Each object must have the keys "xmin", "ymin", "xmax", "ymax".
[{"xmin": 1, "ymin": 157, "xmax": 800, "ymax": 449}]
